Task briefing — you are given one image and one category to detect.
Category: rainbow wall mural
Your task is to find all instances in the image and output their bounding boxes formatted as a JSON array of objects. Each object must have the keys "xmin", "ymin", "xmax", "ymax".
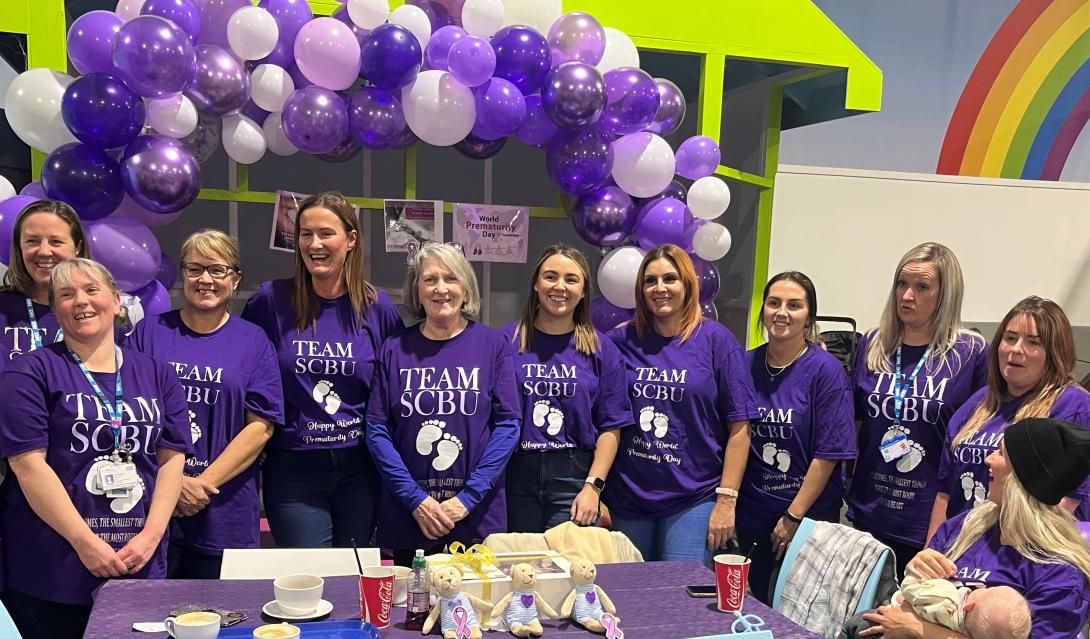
[{"xmin": 938, "ymin": 0, "xmax": 1090, "ymax": 180}]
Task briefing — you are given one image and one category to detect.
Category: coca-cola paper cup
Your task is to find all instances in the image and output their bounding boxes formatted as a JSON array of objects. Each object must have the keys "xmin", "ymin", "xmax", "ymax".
[
  {"xmin": 359, "ymin": 566, "xmax": 396, "ymax": 629},
  {"xmin": 713, "ymin": 553, "xmax": 750, "ymax": 613}
]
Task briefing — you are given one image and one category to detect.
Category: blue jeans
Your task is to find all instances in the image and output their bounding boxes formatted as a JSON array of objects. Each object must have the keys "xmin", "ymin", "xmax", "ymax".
[
  {"xmin": 611, "ymin": 500, "xmax": 716, "ymax": 564},
  {"xmin": 262, "ymin": 446, "xmax": 377, "ymax": 548},
  {"xmin": 506, "ymin": 449, "xmax": 594, "ymax": 533}
]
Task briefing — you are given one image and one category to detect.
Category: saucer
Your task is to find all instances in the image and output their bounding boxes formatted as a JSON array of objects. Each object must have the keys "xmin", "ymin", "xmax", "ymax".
[{"xmin": 262, "ymin": 599, "xmax": 333, "ymax": 621}]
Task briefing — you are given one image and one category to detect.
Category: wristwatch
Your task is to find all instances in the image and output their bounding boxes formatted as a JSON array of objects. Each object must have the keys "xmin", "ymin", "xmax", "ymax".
[{"xmin": 584, "ymin": 476, "xmax": 606, "ymax": 492}]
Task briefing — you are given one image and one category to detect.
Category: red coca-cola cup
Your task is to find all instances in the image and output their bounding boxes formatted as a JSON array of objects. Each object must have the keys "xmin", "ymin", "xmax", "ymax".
[
  {"xmin": 359, "ymin": 566, "xmax": 396, "ymax": 629},
  {"xmin": 713, "ymin": 553, "xmax": 750, "ymax": 613}
]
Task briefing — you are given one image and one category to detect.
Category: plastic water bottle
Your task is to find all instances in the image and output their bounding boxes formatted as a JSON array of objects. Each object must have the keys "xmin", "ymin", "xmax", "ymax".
[{"xmin": 405, "ymin": 549, "xmax": 430, "ymax": 630}]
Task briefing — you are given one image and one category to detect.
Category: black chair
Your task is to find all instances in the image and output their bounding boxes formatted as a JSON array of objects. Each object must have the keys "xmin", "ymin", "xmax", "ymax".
[{"xmin": 816, "ymin": 315, "xmax": 860, "ymax": 377}]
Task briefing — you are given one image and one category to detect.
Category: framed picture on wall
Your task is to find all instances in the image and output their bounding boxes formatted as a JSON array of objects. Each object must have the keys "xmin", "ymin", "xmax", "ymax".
[{"xmin": 383, "ymin": 199, "xmax": 442, "ymax": 252}]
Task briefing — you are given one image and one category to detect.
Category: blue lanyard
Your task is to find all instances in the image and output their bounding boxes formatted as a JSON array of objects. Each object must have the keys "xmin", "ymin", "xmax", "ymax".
[
  {"xmin": 893, "ymin": 344, "xmax": 930, "ymax": 427},
  {"xmin": 25, "ymin": 297, "xmax": 62, "ymax": 350},
  {"xmin": 67, "ymin": 344, "xmax": 124, "ymax": 451}
]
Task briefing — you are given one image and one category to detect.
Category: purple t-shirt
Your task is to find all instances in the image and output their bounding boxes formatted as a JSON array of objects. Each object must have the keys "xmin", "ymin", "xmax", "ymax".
[
  {"xmin": 128, "ymin": 311, "xmax": 286, "ymax": 553},
  {"xmin": 738, "ymin": 345, "xmax": 857, "ymax": 530},
  {"xmin": 366, "ymin": 322, "xmax": 521, "ymax": 549},
  {"xmin": 0, "ymin": 343, "xmax": 191, "ymax": 605},
  {"xmin": 0, "ymin": 290, "xmax": 64, "ymax": 371},
  {"xmin": 847, "ymin": 331, "xmax": 988, "ymax": 547},
  {"xmin": 500, "ymin": 323, "xmax": 631, "ymax": 453},
  {"xmin": 937, "ymin": 384, "xmax": 1090, "ymax": 519},
  {"xmin": 241, "ymin": 279, "xmax": 404, "ymax": 451},
  {"xmin": 605, "ymin": 321, "xmax": 760, "ymax": 519},
  {"xmin": 929, "ymin": 511, "xmax": 1090, "ymax": 639}
]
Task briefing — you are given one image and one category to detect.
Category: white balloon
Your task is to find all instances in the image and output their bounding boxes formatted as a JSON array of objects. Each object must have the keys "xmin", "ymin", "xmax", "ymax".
[
  {"xmin": 611, "ymin": 133, "xmax": 675, "ymax": 199},
  {"xmin": 348, "ymin": 0, "xmax": 389, "ymax": 30},
  {"xmin": 250, "ymin": 64, "xmax": 295, "ymax": 112},
  {"xmin": 115, "ymin": 0, "xmax": 145, "ymax": 22},
  {"xmin": 227, "ymin": 6, "xmax": 279, "ymax": 61},
  {"xmin": 692, "ymin": 222, "xmax": 732, "ymax": 261},
  {"xmin": 401, "ymin": 70, "xmax": 476, "ymax": 147},
  {"xmin": 4, "ymin": 68, "xmax": 78, "ymax": 153},
  {"xmin": 687, "ymin": 176, "xmax": 731, "ymax": 220},
  {"xmin": 146, "ymin": 94, "xmax": 198, "ymax": 138},
  {"xmin": 597, "ymin": 245, "xmax": 645, "ymax": 310},
  {"xmin": 597, "ymin": 27, "xmax": 639, "ymax": 73},
  {"xmin": 263, "ymin": 111, "xmax": 298, "ymax": 156},
  {"xmin": 462, "ymin": 0, "xmax": 505, "ymax": 38},
  {"xmin": 501, "ymin": 0, "xmax": 561, "ymax": 36},
  {"xmin": 222, "ymin": 114, "xmax": 266, "ymax": 164},
  {"xmin": 0, "ymin": 176, "xmax": 15, "ymax": 201},
  {"xmin": 390, "ymin": 4, "xmax": 432, "ymax": 53}
]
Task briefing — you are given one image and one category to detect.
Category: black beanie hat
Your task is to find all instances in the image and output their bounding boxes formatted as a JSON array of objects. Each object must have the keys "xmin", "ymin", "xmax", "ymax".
[{"xmin": 1005, "ymin": 418, "xmax": 1090, "ymax": 505}]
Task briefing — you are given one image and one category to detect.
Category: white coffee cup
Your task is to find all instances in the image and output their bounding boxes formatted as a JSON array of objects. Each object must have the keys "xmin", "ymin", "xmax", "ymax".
[
  {"xmin": 393, "ymin": 565, "xmax": 412, "ymax": 606},
  {"xmin": 253, "ymin": 622, "xmax": 301, "ymax": 639},
  {"xmin": 273, "ymin": 574, "xmax": 324, "ymax": 616},
  {"xmin": 164, "ymin": 611, "xmax": 221, "ymax": 639}
]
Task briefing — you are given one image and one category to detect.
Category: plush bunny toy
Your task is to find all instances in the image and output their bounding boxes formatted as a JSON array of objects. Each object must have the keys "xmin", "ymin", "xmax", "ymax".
[
  {"xmin": 560, "ymin": 559, "xmax": 617, "ymax": 633},
  {"xmin": 422, "ymin": 565, "xmax": 492, "ymax": 639},
  {"xmin": 490, "ymin": 563, "xmax": 558, "ymax": 637}
]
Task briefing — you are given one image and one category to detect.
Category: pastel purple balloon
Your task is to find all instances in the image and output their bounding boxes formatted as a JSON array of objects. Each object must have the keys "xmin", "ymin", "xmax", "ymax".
[
  {"xmin": 112, "ymin": 193, "xmax": 185, "ymax": 227},
  {"xmin": 547, "ymin": 12, "xmax": 605, "ymax": 66},
  {"xmin": 134, "ymin": 279, "xmax": 172, "ymax": 315},
  {"xmin": 120, "ymin": 135, "xmax": 202, "ymax": 215},
  {"xmin": 181, "ymin": 113, "xmax": 222, "ymax": 163},
  {"xmin": 542, "ymin": 61, "xmax": 604, "ymax": 128},
  {"xmin": 572, "ymin": 185, "xmax": 635, "ymax": 247},
  {"xmin": 184, "ymin": 45, "xmax": 250, "ymax": 116},
  {"xmin": 675, "ymin": 135, "xmax": 720, "ymax": 180},
  {"xmin": 0, "ymin": 196, "xmax": 40, "ymax": 265},
  {"xmin": 634, "ymin": 197, "xmax": 691, "ymax": 250},
  {"xmin": 516, "ymin": 94, "xmax": 558, "ymax": 148},
  {"xmin": 491, "ymin": 25, "xmax": 550, "ymax": 94},
  {"xmin": 256, "ymin": 0, "xmax": 314, "ymax": 67},
  {"xmin": 472, "ymin": 77, "xmax": 526, "ymax": 140},
  {"xmin": 19, "ymin": 181, "xmax": 47, "ymax": 199},
  {"xmin": 546, "ymin": 126, "xmax": 613, "ymax": 196},
  {"xmin": 281, "ymin": 86, "xmax": 348, "ymax": 154},
  {"xmin": 142, "ymin": 0, "xmax": 202, "ymax": 42},
  {"xmin": 156, "ymin": 251, "xmax": 178, "ymax": 288},
  {"xmin": 692, "ymin": 257, "xmax": 720, "ymax": 303},
  {"xmin": 349, "ymin": 87, "xmax": 407, "ymax": 149},
  {"xmin": 68, "ymin": 10, "xmax": 124, "ymax": 76},
  {"xmin": 294, "ymin": 17, "xmax": 362, "ymax": 91},
  {"xmin": 85, "ymin": 217, "xmax": 162, "ymax": 292},
  {"xmin": 447, "ymin": 35, "xmax": 495, "ymax": 88},
  {"xmin": 425, "ymin": 25, "xmax": 466, "ymax": 70},
  {"xmin": 360, "ymin": 24, "xmax": 422, "ymax": 90},
  {"xmin": 41, "ymin": 143, "xmax": 124, "ymax": 220},
  {"xmin": 197, "ymin": 0, "xmax": 250, "ymax": 48},
  {"xmin": 455, "ymin": 132, "xmax": 506, "ymax": 159},
  {"xmin": 646, "ymin": 78, "xmax": 686, "ymax": 136},
  {"xmin": 62, "ymin": 73, "xmax": 146, "ymax": 150},
  {"xmin": 332, "ymin": 5, "xmax": 372, "ymax": 48},
  {"xmin": 590, "ymin": 297, "xmax": 632, "ymax": 332},
  {"xmin": 112, "ymin": 15, "xmax": 197, "ymax": 99},
  {"xmin": 601, "ymin": 67, "xmax": 659, "ymax": 136}
]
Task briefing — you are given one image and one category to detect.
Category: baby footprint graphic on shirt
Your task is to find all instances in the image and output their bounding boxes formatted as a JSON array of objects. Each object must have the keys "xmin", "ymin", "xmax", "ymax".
[
  {"xmin": 85, "ymin": 456, "xmax": 145, "ymax": 514},
  {"xmin": 896, "ymin": 442, "xmax": 926, "ymax": 473},
  {"xmin": 416, "ymin": 419, "xmax": 446, "ymax": 455},
  {"xmin": 433, "ymin": 434, "xmax": 463, "ymax": 471},
  {"xmin": 311, "ymin": 380, "xmax": 341, "ymax": 415},
  {"xmin": 532, "ymin": 400, "xmax": 564, "ymax": 436},
  {"xmin": 638, "ymin": 406, "xmax": 670, "ymax": 438},
  {"xmin": 761, "ymin": 443, "xmax": 792, "ymax": 472},
  {"xmin": 416, "ymin": 420, "xmax": 463, "ymax": 471},
  {"xmin": 189, "ymin": 410, "xmax": 201, "ymax": 444},
  {"xmin": 960, "ymin": 472, "xmax": 987, "ymax": 505}
]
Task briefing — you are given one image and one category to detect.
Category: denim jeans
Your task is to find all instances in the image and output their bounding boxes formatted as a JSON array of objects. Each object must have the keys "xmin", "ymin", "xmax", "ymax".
[
  {"xmin": 505, "ymin": 449, "xmax": 594, "ymax": 533},
  {"xmin": 262, "ymin": 446, "xmax": 377, "ymax": 548},
  {"xmin": 611, "ymin": 499, "xmax": 716, "ymax": 564}
]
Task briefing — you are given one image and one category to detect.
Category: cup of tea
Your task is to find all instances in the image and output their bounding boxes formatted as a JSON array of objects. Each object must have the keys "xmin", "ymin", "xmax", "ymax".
[
  {"xmin": 252, "ymin": 623, "xmax": 301, "ymax": 639},
  {"xmin": 273, "ymin": 574, "xmax": 324, "ymax": 616},
  {"xmin": 359, "ymin": 566, "xmax": 396, "ymax": 629},
  {"xmin": 393, "ymin": 565, "xmax": 412, "ymax": 606},
  {"xmin": 713, "ymin": 553, "xmax": 751, "ymax": 613},
  {"xmin": 164, "ymin": 611, "xmax": 221, "ymax": 639}
]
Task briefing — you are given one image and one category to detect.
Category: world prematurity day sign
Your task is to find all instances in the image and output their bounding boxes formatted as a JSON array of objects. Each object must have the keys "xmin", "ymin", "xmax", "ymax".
[{"xmin": 453, "ymin": 204, "xmax": 529, "ymax": 263}]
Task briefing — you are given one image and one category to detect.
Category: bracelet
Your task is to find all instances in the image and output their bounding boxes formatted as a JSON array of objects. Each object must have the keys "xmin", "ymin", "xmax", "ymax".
[
  {"xmin": 714, "ymin": 486, "xmax": 739, "ymax": 499},
  {"xmin": 783, "ymin": 510, "xmax": 804, "ymax": 525}
]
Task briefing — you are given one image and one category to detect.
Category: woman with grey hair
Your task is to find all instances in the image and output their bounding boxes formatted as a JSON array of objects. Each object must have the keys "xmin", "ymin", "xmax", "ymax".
[{"xmin": 365, "ymin": 243, "xmax": 521, "ymax": 561}]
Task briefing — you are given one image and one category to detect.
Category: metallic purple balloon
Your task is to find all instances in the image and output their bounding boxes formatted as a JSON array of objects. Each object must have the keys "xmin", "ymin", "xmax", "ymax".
[
  {"xmin": 112, "ymin": 15, "xmax": 197, "ymax": 99},
  {"xmin": 541, "ymin": 61, "xmax": 605, "ymax": 128},
  {"xmin": 388, "ymin": 124, "xmax": 419, "ymax": 150},
  {"xmin": 317, "ymin": 135, "xmax": 362, "ymax": 162},
  {"xmin": 426, "ymin": 25, "xmax": 467, "ymax": 71},
  {"xmin": 241, "ymin": 100, "xmax": 270, "ymax": 126},
  {"xmin": 455, "ymin": 132, "xmax": 506, "ymax": 159},
  {"xmin": 332, "ymin": 5, "xmax": 372, "ymax": 48},
  {"xmin": 634, "ymin": 197, "xmax": 691, "ymax": 250},
  {"xmin": 41, "ymin": 143, "xmax": 124, "ymax": 220},
  {"xmin": 361, "ymin": 24, "xmax": 422, "ymax": 90},
  {"xmin": 547, "ymin": 12, "xmax": 605, "ymax": 66},
  {"xmin": 545, "ymin": 126, "xmax": 613, "ymax": 196},
  {"xmin": 409, "ymin": 0, "xmax": 453, "ymax": 29},
  {"xmin": 256, "ymin": 0, "xmax": 314, "ymax": 67},
  {"xmin": 491, "ymin": 25, "xmax": 551, "ymax": 94},
  {"xmin": 601, "ymin": 67, "xmax": 659, "ymax": 136},
  {"xmin": 646, "ymin": 78, "xmax": 686, "ymax": 136},
  {"xmin": 68, "ymin": 10, "xmax": 124, "ymax": 76},
  {"xmin": 633, "ymin": 179, "xmax": 686, "ymax": 211},
  {"xmin": 349, "ymin": 87, "xmax": 407, "ymax": 149},
  {"xmin": 142, "ymin": 0, "xmax": 202, "ymax": 42},
  {"xmin": 590, "ymin": 297, "xmax": 632, "ymax": 332},
  {"xmin": 120, "ymin": 135, "xmax": 202, "ymax": 214},
  {"xmin": 692, "ymin": 256, "xmax": 720, "ymax": 303},
  {"xmin": 181, "ymin": 113, "xmax": 223, "ymax": 162},
  {"xmin": 516, "ymin": 94, "xmax": 558, "ymax": 147},
  {"xmin": 85, "ymin": 217, "xmax": 162, "ymax": 292},
  {"xmin": 447, "ymin": 35, "xmax": 495, "ymax": 88},
  {"xmin": 197, "ymin": 0, "xmax": 250, "ymax": 48},
  {"xmin": 185, "ymin": 45, "xmax": 250, "ymax": 116},
  {"xmin": 700, "ymin": 299, "xmax": 718, "ymax": 321},
  {"xmin": 472, "ymin": 77, "xmax": 526, "ymax": 140},
  {"xmin": 675, "ymin": 135, "xmax": 721, "ymax": 179},
  {"xmin": 61, "ymin": 73, "xmax": 146, "ymax": 150},
  {"xmin": 281, "ymin": 86, "xmax": 348, "ymax": 154},
  {"xmin": 572, "ymin": 185, "xmax": 635, "ymax": 247}
]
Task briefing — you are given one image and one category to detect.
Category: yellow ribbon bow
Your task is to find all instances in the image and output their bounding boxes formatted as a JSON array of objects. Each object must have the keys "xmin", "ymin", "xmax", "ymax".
[{"xmin": 447, "ymin": 542, "xmax": 498, "ymax": 578}]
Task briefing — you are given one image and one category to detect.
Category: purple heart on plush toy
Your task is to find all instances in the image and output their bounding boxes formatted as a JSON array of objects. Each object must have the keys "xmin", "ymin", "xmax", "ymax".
[
  {"xmin": 521, "ymin": 594, "xmax": 534, "ymax": 608},
  {"xmin": 586, "ymin": 592, "xmax": 596, "ymax": 604},
  {"xmin": 449, "ymin": 599, "xmax": 462, "ymax": 608}
]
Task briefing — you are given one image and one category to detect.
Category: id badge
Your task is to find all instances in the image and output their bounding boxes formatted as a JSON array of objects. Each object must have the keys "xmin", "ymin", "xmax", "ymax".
[
  {"xmin": 99, "ymin": 461, "xmax": 138, "ymax": 491},
  {"xmin": 879, "ymin": 432, "xmax": 909, "ymax": 462}
]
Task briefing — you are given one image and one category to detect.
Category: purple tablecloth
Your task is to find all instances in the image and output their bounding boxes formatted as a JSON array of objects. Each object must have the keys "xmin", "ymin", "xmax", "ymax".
[{"xmin": 83, "ymin": 561, "xmax": 820, "ymax": 639}]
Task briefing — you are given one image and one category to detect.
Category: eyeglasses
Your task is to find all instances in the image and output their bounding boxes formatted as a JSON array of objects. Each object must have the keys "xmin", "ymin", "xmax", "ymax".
[{"xmin": 180, "ymin": 262, "xmax": 239, "ymax": 280}]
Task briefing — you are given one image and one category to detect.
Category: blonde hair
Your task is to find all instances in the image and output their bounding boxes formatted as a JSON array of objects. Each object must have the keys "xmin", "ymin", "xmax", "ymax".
[
  {"xmin": 965, "ymin": 586, "xmax": 1030, "ymax": 639},
  {"xmin": 633, "ymin": 244, "xmax": 703, "ymax": 343},
  {"xmin": 404, "ymin": 243, "xmax": 480, "ymax": 321},
  {"xmin": 48, "ymin": 258, "xmax": 127, "ymax": 329},
  {"xmin": 514, "ymin": 244, "xmax": 599, "ymax": 355},
  {"xmin": 865, "ymin": 242, "xmax": 984, "ymax": 376},
  {"xmin": 952, "ymin": 296, "xmax": 1086, "ymax": 449}
]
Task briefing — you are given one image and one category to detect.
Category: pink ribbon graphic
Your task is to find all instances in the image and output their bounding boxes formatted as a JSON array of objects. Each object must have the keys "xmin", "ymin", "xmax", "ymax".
[
  {"xmin": 601, "ymin": 613, "xmax": 623, "ymax": 639},
  {"xmin": 452, "ymin": 605, "xmax": 470, "ymax": 639}
]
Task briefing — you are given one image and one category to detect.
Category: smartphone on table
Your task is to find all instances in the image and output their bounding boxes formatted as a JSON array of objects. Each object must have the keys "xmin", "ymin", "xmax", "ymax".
[{"xmin": 684, "ymin": 585, "xmax": 717, "ymax": 598}]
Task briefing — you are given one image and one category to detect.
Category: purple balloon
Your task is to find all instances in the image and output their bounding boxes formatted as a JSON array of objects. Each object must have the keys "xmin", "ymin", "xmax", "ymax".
[
  {"xmin": 542, "ymin": 61, "xmax": 605, "ymax": 128},
  {"xmin": 633, "ymin": 179, "xmax": 687, "ymax": 211},
  {"xmin": 281, "ymin": 86, "xmax": 349, "ymax": 154},
  {"xmin": 62, "ymin": 73, "xmax": 146, "ymax": 150},
  {"xmin": 361, "ymin": 24, "xmax": 422, "ymax": 90},
  {"xmin": 197, "ymin": 0, "xmax": 250, "ymax": 48},
  {"xmin": 332, "ymin": 5, "xmax": 372, "ymax": 48},
  {"xmin": 294, "ymin": 17, "xmax": 362, "ymax": 91},
  {"xmin": 692, "ymin": 257, "xmax": 720, "ymax": 303},
  {"xmin": 409, "ymin": 0, "xmax": 453, "ymax": 29},
  {"xmin": 455, "ymin": 133, "xmax": 506, "ymax": 159},
  {"xmin": 683, "ymin": 218, "xmax": 706, "ymax": 252},
  {"xmin": 634, "ymin": 197, "xmax": 691, "ymax": 250},
  {"xmin": 85, "ymin": 217, "xmax": 161, "ymax": 292},
  {"xmin": 317, "ymin": 134, "xmax": 362, "ymax": 162},
  {"xmin": 112, "ymin": 194, "xmax": 184, "ymax": 227},
  {"xmin": 675, "ymin": 135, "xmax": 721, "ymax": 179},
  {"xmin": 646, "ymin": 78, "xmax": 686, "ymax": 136},
  {"xmin": 447, "ymin": 36, "xmax": 496, "ymax": 88},
  {"xmin": 181, "ymin": 113, "xmax": 222, "ymax": 162},
  {"xmin": 590, "ymin": 297, "xmax": 632, "ymax": 332},
  {"xmin": 185, "ymin": 45, "xmax": 250, "ymax": 116},
  {"xmin": 68, "ymin": 10, "xmax": 124, "ymax": 76},
  {"xmin": 156, "ymin": 252, "xmax": 178, "ymax": 288},
  {"xmin": 388, "ymin": 124, "xmax": 419, "ymax": 150},
  {"xmin": 601, "ymin": 67, "xmax": 659, "ymax": 136},
  {"xmin": 241, "ymin": 99, "xmax": 270, "ymax": 126},
  {"xmin": 426, "ymin": 25, "xmax": 466, "ymax": 71},
  {"xmin": 286, "ymin": 62, "xmax": 313, "ymax": 90},
  {"xmin": 19, "ymin": 182, "xmax": 47, "ymax": 199},
  {"xmin": 572, "ymin": 185, "xmax": 635, "ymax": 247},
  {"xmin": 545, "ymin": 126, "xmax": 613, "ymax": 196},
  {"xmin": 41, "ymin": 143, "xmax": 123, "ymax": 221},
  {"xmin": 112, "ymin": 16, "xmax": 197, "ymax": 99},
  {"xmin": 134, "ymin": 279, "xmax": 172, "ymax": 315},
  {"xmin": 142, "ymin": 0, "xmax": 202, "ymax": 42},
  {"xmin": 472, "ymin": 77, "xmax": 526, "ymax": 140},
  {"xmin": 349, "ymin": 88, "xmax": 407, "ymax": 149},
  {"xmin": 0, "ymin": 196, "xmax": 40, "ymax": 265},
  {"xmin": 516, "ymin": 94, "xmax": 558, "ymax": 147},
  {"xmin": 491, "ymin": 25, "xmax": 550, "ymax": 94},
  {"xmin": 120, "ymin": 135, "xmax": 202, "ymax": 214},
  {"xmin": 700, "ymin": 299, "xmax": 718, "ymax": 321},
  {"xmin": 547, "ymin": 12, "xmax": 605, "ymax": 66},
  {"xmin": 255, "ymin": 0, "xmax": 314, "ymax": 67}
]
